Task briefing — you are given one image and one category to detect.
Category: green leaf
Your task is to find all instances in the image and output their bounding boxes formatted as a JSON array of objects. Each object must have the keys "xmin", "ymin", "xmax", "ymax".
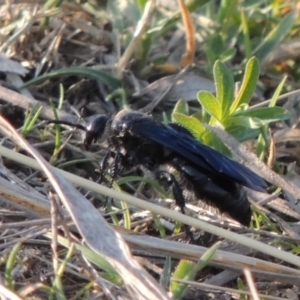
[
  {"xmin": 53, "ymin": 235, "xmax": 120, "ymax": 283},
  {"xmin": 22, "ymin": 67, "xmax": 122, "ymax": 90},
  {"xmin": 213, "ymin": 60, "xmax": 234, "ymax": 118},
  {"xmin": 117, "ymin": 175, "xmax": 167, "ymax": 197},
  {"xmin": 22, "ymin": 105, "xmax": 42, "ymax": 137},
  {"xmin": 256, "ymin": 126, "xmax": 268, "ymax": 160},
  {"xmin": 152, "ymin": 213, "xmax": 166, "ymax": 238},
  {"xmin": 171, "ymin": 242, "xmax": 220, "ymax": 299},
  {"xmin": 226, "ymin": 126, "xmax": 260, "ymax": 142},
  {"xmin": 191, "ymin": 110, "xmax": 202, "ymax": 121},
  {"xmin": 172, "ymin": 112, "xmax": 231, "ymax": 154},
  {"xmin": 217, "ymin": 0, "xmax": 238, "ymax": 24},
  {"xmin": 201, "ymin": 130, "xmax": 231, "ymax": 155},
  {"xmin": 197, "ymin": 91, "xmax": 222, "ymax": 121},
  {"xmin": 255, "ymin": 76, "xmax": 288, "ymax": 160},
  {"xmin": 172, "ymin": 112, "xmax": 206, "ymax": 140},
  {"xmin": 228, "ymin": 106, "xmax": 290, "ymax": 129},
  {"xmin": 208, "ymin": 34, "xmax": 223, "ymax": 57},
  {"xmin": 236, "ymin": 106, "xmax": 290, "ymax": 121},
  {"xmin": 230, "ymin": 57, "xmax": 260, "ymax": 113},
  {"xmin": 162, "ymin": 111, "xmax": 170, "ymax": 123},
  {"xmin": 219, "ymin": 47, "xmax": 237, "ymax": 63},
  {"xmin": 252, "ymin": 11, "xmax": 296, "ymax": 60},
  {"xmin": 237, "ymin": 278, "xmax": 246, "ymax": 300},
  {"xmin": 241, "ymin": 8, "xmax": 251, "ymax": 60},
  {"xmin": 229, "ymin": 106, "xmax": 289, "ymax": 129},
  {"xmin": 173, "ymin": 100, "xmax": 189, "ymax": 116},
  {"xmin": 170, "ymin": 260, "xmax": 194, "ymax": 299},
  {"xmin": 137, "ymin": 0, "xmax": 147, "ymax": 11},
  {"xmin": 5, "ymin": 242, "xmax": 22, "ymax": 289},
  {"xmin": 160, "ymin": 257, "xmax": 172, "ymax": 288},
  {"xmin": 227, "ymin": 116, "xmax": 264, "ymax": 129},
  {"xmin": 206, "ymin": 34, "xmax": 223, "ymax": 69},
  {"xmin": 269, "ymin": 75, "xmax": 287, "ymax": 107}
]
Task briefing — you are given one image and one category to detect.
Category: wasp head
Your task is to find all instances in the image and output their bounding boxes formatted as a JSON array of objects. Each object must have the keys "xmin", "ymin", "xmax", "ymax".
[{"xmin": 84, "ymin": 115, "xmax": 110, "ymax": 149}]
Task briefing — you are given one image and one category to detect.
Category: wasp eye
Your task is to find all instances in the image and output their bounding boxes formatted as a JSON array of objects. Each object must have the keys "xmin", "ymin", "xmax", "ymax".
[{"xmin": 121, "ymin": 122, "xmax": 128, "ymax": 131}]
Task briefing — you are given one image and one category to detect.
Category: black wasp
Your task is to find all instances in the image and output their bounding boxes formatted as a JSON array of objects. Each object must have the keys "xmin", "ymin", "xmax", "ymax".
[{"xmin": 49, "ymin": 109, "xmax": 267, "ymax": 226}]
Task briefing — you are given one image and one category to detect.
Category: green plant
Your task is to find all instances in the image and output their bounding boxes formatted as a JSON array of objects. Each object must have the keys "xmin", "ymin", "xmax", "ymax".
[{"xmin": 172, "ymin": 57, "xmax": 290, "ymax": 155}]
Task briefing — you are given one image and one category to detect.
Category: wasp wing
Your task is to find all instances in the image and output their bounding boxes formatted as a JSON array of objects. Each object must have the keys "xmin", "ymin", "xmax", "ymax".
[{"xmin": 128, "ymin": 118, "xmax": 267, "ymax": 192}]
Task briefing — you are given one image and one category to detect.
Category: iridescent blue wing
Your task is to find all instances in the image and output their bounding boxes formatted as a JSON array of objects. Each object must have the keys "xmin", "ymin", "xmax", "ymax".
[{"xmin": 128, "ymin": 118, "xmax": 267, "ymax": 192}]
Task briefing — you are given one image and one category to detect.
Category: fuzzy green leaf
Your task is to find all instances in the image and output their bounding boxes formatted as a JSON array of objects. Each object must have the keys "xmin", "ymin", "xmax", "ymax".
[
  {"xmin": 236, "ymin": 106, "xmax": 290, "ymax": 121},
  {"xmin": 173, "ymin": 100, "xmax": 189, "ymax": 116},
  {"xmin": 230, "ymin": 57, "xmax": 260, "ymax": 113},
  {"xmin": 197, "ymin": 91, "xmax": 222, "ymax": 121},
  {"xmin": 213, "ymin": 60, "xmax": 234, "ymax": 118},
  {"xmin": 172, "ymin": 112, "xmax": 206, "ymax": 140}
]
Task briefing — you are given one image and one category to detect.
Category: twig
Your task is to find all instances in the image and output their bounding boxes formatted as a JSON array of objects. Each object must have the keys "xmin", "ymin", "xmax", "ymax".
[{"xmin": 116, "ymin": 0, "xmax": 156, "ymax": 77}]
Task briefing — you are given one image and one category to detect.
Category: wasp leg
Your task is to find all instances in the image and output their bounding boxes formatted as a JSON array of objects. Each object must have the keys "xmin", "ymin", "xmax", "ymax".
[
  {"xmin": 157, "ymin": 171, "xmax": 193, "ymax": 241},
  {"xmin": 101, "ymin": 151, "xmax": 124, "ymax": 207},
  {"xmin": 158, "ymin": 171, "xmax": 185, "ymax": 214},
  {"xmin": 99, "ymin": 150, "xmax": 114, "ymax": 184}
]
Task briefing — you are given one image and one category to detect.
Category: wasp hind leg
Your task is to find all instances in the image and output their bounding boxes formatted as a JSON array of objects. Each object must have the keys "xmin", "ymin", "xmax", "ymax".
[
  {"xmin": 157, "ymin": 171, "xmax": 194, "ymax": 241},
  {"xmin": 98, "ymin": 151, "xmax": 124, "ymax": 208}
]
